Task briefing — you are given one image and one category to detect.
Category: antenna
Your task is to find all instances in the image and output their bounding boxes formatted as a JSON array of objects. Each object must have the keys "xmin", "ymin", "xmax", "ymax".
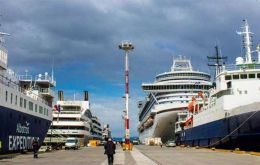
[
  {"xmin": 0, "ymin": 14, "xmax": 10, "ymax": 45},
  {"xmin": 51, "ymin": 56, "xmax": 54, "ymax": 83},
  {"xmin": 207, "ymin": 45, "xmax": 227, "ymax": 78},
  {"xmin": 0, "ymin": 32, "xmax": 10, "ymax": 45}
]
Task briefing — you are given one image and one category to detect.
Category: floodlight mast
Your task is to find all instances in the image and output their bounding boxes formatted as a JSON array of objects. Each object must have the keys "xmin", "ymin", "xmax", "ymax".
[{"xmin": 118, "ymin": 40, "xmax": 134, "ymax": 145}]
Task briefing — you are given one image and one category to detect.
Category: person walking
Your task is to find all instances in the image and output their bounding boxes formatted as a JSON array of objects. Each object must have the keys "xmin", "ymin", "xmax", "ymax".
[
  {"xmin": 104, "ymin": 137, "xmax": 116, "ymax": 165},
  {"xmin": 32, "ymin": 138, "xmax": 39, "ymax": 158}
]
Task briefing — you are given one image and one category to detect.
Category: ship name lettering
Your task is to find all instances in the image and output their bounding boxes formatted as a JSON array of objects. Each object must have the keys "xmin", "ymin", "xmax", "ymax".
[
  {"xmin": 8, "ymin": 135, "xmax": 39, "ymax": 151},
  {"xmin": 16, "ymin": 123, "xmax": 30, "ymax": 134}
]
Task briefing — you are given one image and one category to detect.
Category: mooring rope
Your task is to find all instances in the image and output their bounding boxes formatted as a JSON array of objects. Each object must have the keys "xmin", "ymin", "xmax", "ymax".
[{"xmin": 201, "ymin": 110, "xmax": 259, "ymax": 148}]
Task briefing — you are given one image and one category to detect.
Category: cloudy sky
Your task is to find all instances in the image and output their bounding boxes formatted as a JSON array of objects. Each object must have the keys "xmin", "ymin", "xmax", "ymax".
[{"xmin": 1, "ymin": 0, "xmax": 260, "ymax": 137}]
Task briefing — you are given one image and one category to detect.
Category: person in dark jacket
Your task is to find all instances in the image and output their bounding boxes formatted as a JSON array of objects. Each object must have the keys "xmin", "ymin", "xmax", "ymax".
[
  {"xmin": 32, "ymin": 138, "xmax": 39, "ymax": 158},
  {"xmin": 104, "ymin": 137, "xmax": 116, "ymax": 165}
]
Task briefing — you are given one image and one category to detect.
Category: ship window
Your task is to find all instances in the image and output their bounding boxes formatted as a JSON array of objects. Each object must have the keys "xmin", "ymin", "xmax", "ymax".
[
  {"xmin": 5, "ymin": 91, "xmax": 8, "ymax": 102},
  {"xmin": 35, "ymin": 104, "xmax": 38, "ymax": 112},
  {"xmin": 249, "ymin": 74, "xmax": 255, "ymax": 79},
  {"xmin": 15, "ymin": 95, "xmax": 17, "ymax": 105},
  {"xmin": 44, "ymin": 108, "xmax": 46, "ymax": 115},
  {"xmin": 39, "ymin": 106, "xmax": 43, "ymax": 114},
  {"xmin": 24, "ymin": 99, "xmax": 27, "ymax": 109},
  {"xmin": 225, "ymin": 75, "xmax": 231, "ymax": 80},
  {"xmin": 47, "ymin": 109, "xmax": 48, "ymax": 116},
  {"xmin": 11, "ymin": 93, "xmax": 13, "ymax": 104},
  {"xmin": 233, "ymin": 75, "xmax": 239, "ymax": 79},
  {"xmin": 227, "ymin": 81, "xmax": 232, "ymax": 88},
  {"xmin": 29, "ymin": 101, "xmax": 33, "ymax": 111},
  {"xmin": 240, "ymin": 74, "xmax": 247, "ymax": 79},
  {"xmin": 257, "ymin": 73, "xmax": 260, "ymax": 78},
  {"xmin": 20, "ymin": 97, "xmax": 23, "ymax": 107}
]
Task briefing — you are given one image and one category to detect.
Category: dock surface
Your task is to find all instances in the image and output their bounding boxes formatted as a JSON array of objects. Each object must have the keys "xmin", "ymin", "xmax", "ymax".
[{"xmin": 1, "ymin": 145, "xmax": 259, "ymax": 165}]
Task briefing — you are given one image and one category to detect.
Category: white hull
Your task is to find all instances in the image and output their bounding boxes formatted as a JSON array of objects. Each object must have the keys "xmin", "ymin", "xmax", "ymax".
[{"xmin": 139, "ymin": 109, "xmax": 182, "ymax": 143}]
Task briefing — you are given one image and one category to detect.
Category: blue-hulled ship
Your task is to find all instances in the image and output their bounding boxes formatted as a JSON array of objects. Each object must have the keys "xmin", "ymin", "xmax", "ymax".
[
  {"xmin": 0, "ymin": 29, "xmax": 55, "ymax": 154},
  {"xmin": 175, "ymin": 20, "xmax": 260, "ymax": 151}
]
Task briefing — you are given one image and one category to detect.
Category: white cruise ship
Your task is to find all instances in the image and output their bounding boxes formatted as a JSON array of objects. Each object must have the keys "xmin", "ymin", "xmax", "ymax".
[
  {"xmin": 138, "ymin": 56, "xmax": 212, "ymax": 143},
  {"xmin": 0, "ymin": 30, "xmax": 55, "ymax": 154},
  {"xmin": 45, "ymin": 91, "xmax": 101, "ymax": 147},
  {"xmin": 91, "ymin": 116, "xmax": 103, "ymax": 140}
]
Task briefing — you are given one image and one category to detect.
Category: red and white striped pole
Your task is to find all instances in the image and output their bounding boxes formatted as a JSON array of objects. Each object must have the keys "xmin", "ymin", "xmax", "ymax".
[
  {"xmin": 119, "ymin": 41, "xmax": 134, "ymax": 145},
  {"xmin": 125, "ymin": 49, "xmax": 130, "ymax": 144}
]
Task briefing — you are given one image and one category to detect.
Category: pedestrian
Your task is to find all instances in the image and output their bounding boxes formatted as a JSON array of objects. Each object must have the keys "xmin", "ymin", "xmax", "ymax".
[
  {"xmin": 104, "ymin": 137, "xmax": 116, "ymax": 165},
  {"xmin": 32, "ymin": 138, "xmax": 39, "ymax": 158},
  {"xmin": 160, "ymin": 142, "xmax": 163, "ymax": 148}
]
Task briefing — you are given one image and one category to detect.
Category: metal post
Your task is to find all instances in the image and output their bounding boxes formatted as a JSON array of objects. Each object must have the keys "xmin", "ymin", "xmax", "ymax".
[
  {"xmin": 125, "ymin": 50, "xmax": 130, "ymax": 145},
  {"xmin": 119, "ymin": 41, "xmax": 134, "ymax": 146}
]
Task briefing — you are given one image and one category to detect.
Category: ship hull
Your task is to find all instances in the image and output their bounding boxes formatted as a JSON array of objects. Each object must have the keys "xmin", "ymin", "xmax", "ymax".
[
  {"xmin": 0, "ymin": 106, "xmax": 52, "ymax": 154},
  {"xmin": 176, "ymin": 110, "xmax": 260, "ymax": 151},
  {"xmin": 139, "ymin": 110, "xmax": 182, "ymax": 143}
]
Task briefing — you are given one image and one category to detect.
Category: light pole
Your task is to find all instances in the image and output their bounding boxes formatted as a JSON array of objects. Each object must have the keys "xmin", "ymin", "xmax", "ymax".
[{"xmin": 119, "ymin": 40, "xmax": 134, "ymax": 146}]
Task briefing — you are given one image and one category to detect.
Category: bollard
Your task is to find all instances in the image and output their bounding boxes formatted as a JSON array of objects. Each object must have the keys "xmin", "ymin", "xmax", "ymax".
[
  {"xmin": 122, "ymin": 143, "xmax": 126, "ymax": 151},
  {"xmin": 122, "ymin": 143, "xmax": 133, "ymax": 151}
]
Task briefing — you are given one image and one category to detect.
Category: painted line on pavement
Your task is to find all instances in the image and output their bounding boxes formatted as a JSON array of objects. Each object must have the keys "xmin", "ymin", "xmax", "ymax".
[{"xmin": 130, "ymin": 147, "xmax": 157, "ymax": 165}]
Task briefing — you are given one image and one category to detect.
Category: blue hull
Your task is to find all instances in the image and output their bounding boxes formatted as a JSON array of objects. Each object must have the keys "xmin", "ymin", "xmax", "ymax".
[
  {"xmin": 0, "ymin": 106, "xmax": 51, "ymax": 154},
  {"xmin": 176, "ymin": 110, "xmax": 260, "ymax": 151}
]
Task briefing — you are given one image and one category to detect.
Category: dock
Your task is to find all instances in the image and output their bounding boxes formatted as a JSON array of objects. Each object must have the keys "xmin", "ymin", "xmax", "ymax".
[{"xmin": 1, "ymin": 145, "xmax": 259, "ymax": 165}]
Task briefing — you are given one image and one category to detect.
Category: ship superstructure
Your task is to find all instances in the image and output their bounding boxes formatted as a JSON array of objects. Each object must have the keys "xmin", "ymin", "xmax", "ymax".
[
  {"xmin": 0, "ymin": 30, "xmax": 55, "ymax": 154},
  {"xmin": 91, "ymin": 116, "xmax": 103, "ymax": 140},
  {"xmin": 138, "ymin": 56, "xmax": 212, "ymax": 143},
  {"xmin": 175, "ymin": 20, "xmax": 260, "ymax": 151},
  {"xmin": 45, "ymin": 91, "xmax": 102, "ymax": 147}
]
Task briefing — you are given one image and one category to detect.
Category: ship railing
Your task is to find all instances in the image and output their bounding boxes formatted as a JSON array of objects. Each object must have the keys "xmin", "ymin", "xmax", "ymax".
[
  {"xmin": 220, "ymin": 63, "xmax": 260, "ymax": 72},
  {"xmin": 44, "ymin": 137, "xmax": 66, "ymax": 143},
  {"xmin": 35, "ymin": 74, "xmax": 56, "ymax": 86},
  {"xmin": 35, "ymin": 87, "xmax": 55, "ymax": 97},
  {"xmin": 19, "ymin": 75, "xmax": 33, "ymax": 81},
  {"xmin": 48, "ymin": 129, "xmax": 86, "ymax": 134},
  {"xmin": 53, "ymin": 111, "xmax": 82, "ymax": 114},
  {"xmin": 0, "ymin": 74, "xmax": 50, "ymax": 106},
  {"xmin": 175, "ymin": 125, "xmax": 183, "ymax": 133}
]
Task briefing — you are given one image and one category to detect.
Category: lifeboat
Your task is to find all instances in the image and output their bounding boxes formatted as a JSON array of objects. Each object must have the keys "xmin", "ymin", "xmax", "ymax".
[
  {"xmin": 188, "ymin": 92, "xmax": 205, "ymax": 113},
  {"xmin": 143, "ymin": 116, "xmax": 154, "ymax": 128},
  {"xmin": 139, "ymin": 125, "xmax": 144, "ymax": 132},
  {"xmin": 184, "ymin": 116, "xmax": 193, "ymax": 128}
]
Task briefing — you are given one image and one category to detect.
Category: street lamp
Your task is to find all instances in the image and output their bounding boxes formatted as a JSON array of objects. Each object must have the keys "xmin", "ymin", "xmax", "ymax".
[{"xmin": 118, "ymin": 40, "xmax": 134, "ymax": 146}]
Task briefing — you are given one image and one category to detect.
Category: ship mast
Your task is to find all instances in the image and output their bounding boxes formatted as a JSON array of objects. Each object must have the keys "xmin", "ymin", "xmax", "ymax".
[
  {"xmin": 207, "ymin": 45, "xmax": 227, "ymax": 78},
  {"xmin": 237, "ymin": 19, "xmax": 253, "ymax": 63},
  {"xmin": 0, "ymin": 19, "xmax": 10, "ymax": 70}
]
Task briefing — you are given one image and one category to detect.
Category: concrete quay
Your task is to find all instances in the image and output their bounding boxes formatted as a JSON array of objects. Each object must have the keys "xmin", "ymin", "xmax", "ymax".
[{"xmin": 0, "ymin": 145, "xmax": 259, "ymax": 165}]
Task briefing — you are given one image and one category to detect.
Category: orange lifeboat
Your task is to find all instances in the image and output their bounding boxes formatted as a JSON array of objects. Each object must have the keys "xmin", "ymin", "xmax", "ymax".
[
  {"xmin": 188, "ymin": 92, "xmax": 205, "ymax": 113},
  {"xmin": 184, "ymin": 116, "xmax": 193, "ymax": 128},
  {"xmin": 188, "ymin": 96, "xmax": 197, "ymax": 113}
]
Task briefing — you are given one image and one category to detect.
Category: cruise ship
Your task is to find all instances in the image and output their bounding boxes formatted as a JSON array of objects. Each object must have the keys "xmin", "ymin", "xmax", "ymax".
[
  {"xmin": 44, "ymin": 91, "xmax": 102, "ymax": 148},
  {"xmin": 91, "ymin": 116, "xmax": 103, "ymax": 140},
  {"xmin": 0, "ymin": 30, "xmax": 55, "ymax": 154},
  {"xmin": 138, "ymin": 56, "xmax": 212, "ymax": 143},
  {"xmin": 175, "ymin": 20, "xmax": 260, "ymax": 151}
]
